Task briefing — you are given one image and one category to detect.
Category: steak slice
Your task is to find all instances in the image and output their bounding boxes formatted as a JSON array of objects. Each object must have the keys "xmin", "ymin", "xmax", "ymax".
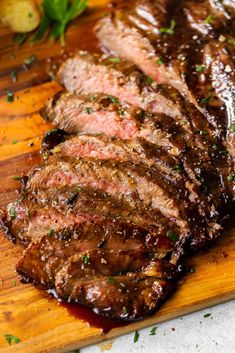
[{"xmin": 16, "ymin": 219, "xmax": 179, "ymax": 320}]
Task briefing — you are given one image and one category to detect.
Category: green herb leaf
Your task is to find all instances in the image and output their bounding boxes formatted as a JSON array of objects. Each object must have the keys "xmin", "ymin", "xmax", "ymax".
[
  {"xmin": 173, "ymin": 164, "xmax": 183, "ymax": 173},
  {"xmin": 200, "ymin": 94, "xmax": 211, "ymax": 106},
  {"xmin": 160, "ymin": 20, "xmax": 176, "ymax": 35},
  {"xmin": 12, "ymin": 139, "xmax": 18, "ymax": 144},
  {"xmin": 228, "ymin": 38, "xmax": 235, "ymax": 46},
  {"xmin": 48, "ymin": 228, "xmax": 55, "ymax": 236},
  {"xmin": 4, "ymin": 334, "xmax": 21, "ymax": 345},
  {"xmin": 204, "ymin": 15, "xmax": 213, "ymax": 24},
  {"xmin": 118, "ymin": 108, "xmax": 125, "ymax": 116},
  {"xmin": 108, "ymin": 95, "xmax": 120, "ymax": 105},
  {"xmin": 146, "ymin": 76, "xmax": 153, "ymax": 85},
  {"xmin": 81, "ymin": 254, "xmax": 90, "ymax": 264},
  {"xmin": 43, "ymin": 0, "xmax": 68, "ymax": 22},
  {"xmin": 149, "ymin": 326, "xmax": 157, "ymax": 335},
  {"xmin": 108, "ymin": 57, "xmax": 121, "ymax": 63},
  {"xmin": 12, "ymin": 176, "xmax": 22, "ymax": 181},
  {"xmin": 231, "ymin": 123, "xmax": 235, "ymax": 133},
  {"xmin": 9, "ymin": 207, "xmax": 16, "ymax": 220},
  {"xmin": 167, "ymin": 229, "xmax": 178, "ymax": 243},
  {"xmin": 12, "ymin": 280, "xmax": 17, "ymax": 286},
  {"xmin": 157, "ymin": 57, "xmax": 164, "ymax": 65},
  {"xmin": 86, "ymin": 107, "xmax": 93, "ymax": 114},
  {"xmin": 31, "ymin": 14, "xmax": 51, "ymax": 42},
  {"xmin": 70, "ymin": 350, "xmax": 80, "ymax": 353},
  {"xmin": 199, "ymin": 130, "xmax": 208, "ymax": 135},
  {"xmin": 107, "ymin": 277, "xmax": 116, "ymax": 285},
  {"xmin": 196, "ymin": 65, "xmax": 205, "ymax": 73},
  {"xmin": 6, "ymin": 91, "xmax": 14, "ymax": 103},
  {"xmin": 204, "ymin": 313, "xmax": 211, "ymax": 318},
  {"xmin": 65, "ymin": 0, "xmax": 87, "ymax": 22},
  {"xmin": 227, "ymin": 174, "xmax": 235, "ymax": 181},
  {"xmin": 89, "ymin": 95, "xmax": 95, "ymax": 101},
  {"xmin": 13, "ymin": 33, "xmax": 28, "ymax": 45},
  {"xmin": 134, "ymin": 330, "xmax": 140, "ymax": 343},
  {"xmin": 11, "ymin": 70, "xmax": 18, "ymax": 83},
  {"xmin": 24, "ymin": 55, "xmax": 37, "ymax": 66}
]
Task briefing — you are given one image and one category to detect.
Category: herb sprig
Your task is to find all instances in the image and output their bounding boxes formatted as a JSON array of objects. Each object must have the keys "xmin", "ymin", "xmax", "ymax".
[{"xmin": 32, "ymin": 0, "xmax": 88, "ymax": 45}]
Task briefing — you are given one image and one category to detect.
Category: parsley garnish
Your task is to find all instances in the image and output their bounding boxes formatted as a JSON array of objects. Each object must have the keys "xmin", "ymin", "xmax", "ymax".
[
  {"xmin": 108, "ymin": 57, "xmax": 121, "ymax": 63},
  {"xmin": 199, "ymin": 130, "xmax": 208, "ymax": 135},
  {"xmin": 48, "ymin": 229, "xmax": 55, "ymax": 236},
  {"xmin": 204, "ymin": 313, "xmax": 211, "ymax": 318},
  {"xmin": 200, "ymin": 94, "xmax": 211, "ymax": 106},
  {"xmin": 204, "ymin": 15, "xmax": 213, "ymax": 24},
  {"xmin": 33, "ymin": 0, "xmax": 88, "ymax": 45},
  {"xmin": 4, "ymin": 334, "xmax": 21, "ymax": 345},
  {"xmin": 89, "ymin": 95, "xmax": 95, "ymax": 101},
  {"xmin": 81, "ymin": 254, "xmax": 90, "ymax": 264},
  {"xmin": 12, "ymin": 139, "xmax": 18, "ymax": 144},
  {"xmin": 107, "ymin": 277, "xmax": 116, "ymax": 285},
  {"xmin": 196, "ymin": 65, "xmax": 205, "ymax": 73},
  {"xmin": 11, "ymin": 70, "xmax": 18, "ymax": 83},
  {"xmin": 6, "ymin": 91, "xmax": 14, "ymax": 103},
  {"xmin": 157, "ymin": 57, "xmax": 164, "ymax": 65},
  {"xmin": 13, "ymin": 33, "xmax": 28, "ymax": 45},
  {"xmin": 24, "ymin": 54, "xmax": 37, "ymax": 66},
  {"xmin": 134, "ymin": 330, "xmax": 140, "ymax": 343},
  {"xmin": 173, "ymin": 164, "xmax": 183, "ymax": 173},
  {"xmin": 228, "ymin": 39, "xmax": 235, "ymax": 46},
  {"xmin": 227, "ymin": 174, "xmax": 235, "ymax": 181},
  {"xmin": 160, "ymin": 20, "xmax": 176, "ymax": 35},
  {"xmin": 86, "ymin": 107, "xmax": 93, "ymax": 114},
  {"xmin": 9, "ymin": 207, "xmax": 16, "ymax": 220},
  {"xmin": 146, "ymin": 76, "xmax": 153, "ymax": 85},
  {"xmin": 12, "ymin": 176, "xmax": 22, "ymax": 180},
  {"xmin": 118, "ymin": 108, "xmax": 125, "ymax": 116},
  {"xmin": 108, "ymin": 95, "xmax": 120, "ymax": 105},
  {"xmin": 149, "ymin": 327, "xmax": 157, "ymax": 335},
  {"xmin": 231, "ymin": 123, "xmax": 235, "ymax": 132},
  {"xmin": 167, "ymin": 229, "xmax": 178, "ymax": 243}
]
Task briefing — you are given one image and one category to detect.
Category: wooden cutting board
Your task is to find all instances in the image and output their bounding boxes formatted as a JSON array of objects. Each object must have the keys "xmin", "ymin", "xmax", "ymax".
[{"xmin": 0, "ymin": 1, "xmax": 235, "ymax": 352}]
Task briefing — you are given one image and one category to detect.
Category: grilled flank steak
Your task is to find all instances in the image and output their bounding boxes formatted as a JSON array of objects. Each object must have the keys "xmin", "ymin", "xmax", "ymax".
[{"xmin": 1, "ymin": 0, "xmax": 234, "ymax": 321}]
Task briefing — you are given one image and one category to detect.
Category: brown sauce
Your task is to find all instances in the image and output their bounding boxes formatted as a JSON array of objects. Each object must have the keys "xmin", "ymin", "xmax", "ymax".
[{"xmin": 61, "ymin": 301, "xmax": 129, "ymax": 334}]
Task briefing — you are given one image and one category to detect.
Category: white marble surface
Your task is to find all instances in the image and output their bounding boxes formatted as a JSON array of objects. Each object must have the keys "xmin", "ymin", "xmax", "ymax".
[{"xmin": 81, "ymin": 300, "xmax": 235, "ymax": 353}]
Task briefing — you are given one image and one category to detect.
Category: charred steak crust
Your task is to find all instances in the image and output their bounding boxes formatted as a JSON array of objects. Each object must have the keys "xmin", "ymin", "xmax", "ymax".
[{"xmin": 2, "ymin": 0, "xmax": 235, "ymax": 321}]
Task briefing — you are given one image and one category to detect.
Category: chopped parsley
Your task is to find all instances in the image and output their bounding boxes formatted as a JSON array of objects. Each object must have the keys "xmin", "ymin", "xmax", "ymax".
[
  {"xmin": 160, "ymin": 20, "xmax": 176, "ymax": 35},
  {"xmin": 134, "ymin": 330, "xmax": 140, "ymax": 343},
  {"xmin": 199, "ymin": 130, "xmax": 208, "ymax": 135},
  {"xmin": 70, "ymin": 350, "xmax": 80, "ymax": 353},
  {"xmin": 89, "ymin": 95, "xmax": 95, "ymax": 101},
  {"xmin": 167, "ymin": 229, "xmax": 178, "ymax": 243},
  {"xmin": 28, "ymin": 12, "xmax": 33, "ymax": 18},
  {"xmin": 24, "ymin": 54, "xmax": 37, "ymax": 66},
  {"xmin": 173, "ymin": 164, "xmax": 183, "ymax": 173},
  {"xmin": 228, "ymin": 38, "xmax": 235, "ymax": 46},
  {"xmin": 200, "ymin": 94, "xmax": 211, "ymax": 106},
  {"xmin": 86, "ymin": 107, "xmax": 93, "ymax": 114},
  {"xmin": 108, "ymin": 57, "xmax": 121, "ymax": 63},
  {"xmin": 212, "ymin": 144, "xmax": 218, "ymax": 151},
  {"xmin": 122, "ymin": 306, "xmax": 129, "ymax": 314},
  {"xmin": 9, "ymin": 207, "xmax": 16, "ymax": 220},
  {"xmin": 48, "ymin": 228, "xmax": 55, "ymax": 236},
  {"xmin": 108, "ymin": 95, "xmax": 120, "ymax": 105},
  {"xmin": 13, "ymin": 33, "xmax": 28, "ymax": 45},
  {"xmin": 231, "ymin": 123, "xmax": 235, "ymax": 133},
  {"xmin": 204, "ymin": 15, "xmax": 213, "ymax": 24},
  {"xmin": 149, "ymin": 326, "xmax": 157, "ymax": 335},
  {"xmin": 156, "ymin": 57, "xmax": 164, "ymax": 65},
  {"xmin": 11, "ymin": 70, "xmax": 18, "ymax": 83},
  {"xmin": 189, "ymin": 267, "xmax": 196, "ymax": 273},
  {"xmin": 227, "ymin": 174, "xmax": 235, "ymax": 181},
  {"xmin": 146, "ymin": 76, "xmax": 153, "ymax": 85},
  {"xmin": 118, "ymin": 108, "xmax": 125, "ymax": 116},
  {"xmin": 6, "ymin": 91, "xmax": 14, "ymax": 103},
  {"xmin": 4, "ymin": 334, "xmax": 21, "ymax": 345},
  {"xmin": 81, "ymin": 254, "xmax": 90, "ymax": 265},
  {"xmin": 204, "ymin": 313, "xmax": 211, "ymax": 318},
  {"xmin": 196, "ymin": 65, "xmax": 205, "ymax": 73},
  {"xmin": 12, "ymin": 176, "xmax": 22, "ymax": 181},
  {"xmin": 107, "ymin": 277, "xmax": 116, "ymax": 285},
  {"xmin": 67, "ymin": 186, "xmax": 82, "ymax": 204},
  {"xmin": 12, "ymin": 280, "xmax": 17, "ymax": 286},
  {"xmin": 12, "ymin": 139, "xmax": 18, "ymax": 144}
]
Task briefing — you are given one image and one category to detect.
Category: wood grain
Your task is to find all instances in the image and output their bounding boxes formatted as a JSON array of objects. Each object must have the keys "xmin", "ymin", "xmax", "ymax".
[{"xmin": 0, "ymin": 1, "xmax": 234, "ymax": 352}]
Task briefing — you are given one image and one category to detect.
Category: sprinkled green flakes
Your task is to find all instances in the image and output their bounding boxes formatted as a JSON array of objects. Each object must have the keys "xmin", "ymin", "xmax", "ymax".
[
  {"xmin": 149, "ymin": 326, "xmax": 157, "ymax": 335},
  {"xmin": 81, "ymin": 254, "xmax": 90, "ymax": 265},
  {"xmin": 108, "ymin": 57, "xmax": 121, "ymax": 63},
  {"xmin": 4, "ymin": 334, "xmax": 21, "ymax": 345},
  {"xmin": 107, "ymin": 277, "xmax": 116, "ymax": 285},
  {"xmin": 134, "ymin": 330, "xmax": 140, "ymax": 343},
  {"xmin": 9, "ymin": 207, "xmax": 16, "ymax": 220},
  {"xmin": 160, "ymin": 20, "xmax": 176, "ymax": 35},
  {"xmin": 167, "ymin": 229, "xmax": 178, "ymax": 243}
]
